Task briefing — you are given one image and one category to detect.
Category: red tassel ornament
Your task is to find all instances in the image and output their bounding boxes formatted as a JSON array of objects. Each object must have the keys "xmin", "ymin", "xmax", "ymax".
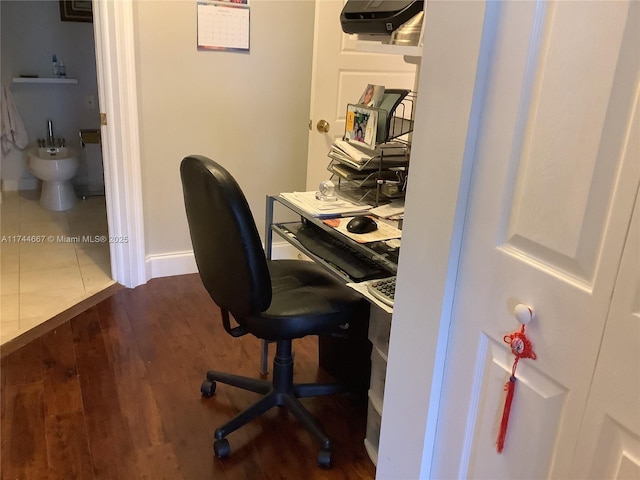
[
  {"xmin": 496, "ymin": 325, "xmax": 536, "ymax": 454},
  {"xmin": 496, "ymin": 375, "xmax": 516, "ymax": 453}
]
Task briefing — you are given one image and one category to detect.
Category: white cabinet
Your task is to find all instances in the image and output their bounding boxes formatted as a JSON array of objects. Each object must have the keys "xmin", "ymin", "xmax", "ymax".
[{"xmin": 364, "ymin": 306, "xmax": 392, "ymax": 465}]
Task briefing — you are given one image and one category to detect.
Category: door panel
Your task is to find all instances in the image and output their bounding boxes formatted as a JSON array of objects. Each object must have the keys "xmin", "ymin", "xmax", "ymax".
[
  {"xmin": 503, "ymin": 1, "xmax": 632, "ymax": 285},
  {"xmin": 570, "ymin": 186, "xmax": 640, "ymax": 478},
  {"xmin": 432, "ymin": 1, "xmax": 639, "ymax": 478},
  {"xmin": 305, "ymin": 0, "xmax": 416, "ymax": 191},
  {"xmin": 585, "ymin": 415, "xmax": 640, "ymax": 480},
  {"xmin": 462, "ymin": 334, "xmax": 567, "ymax": 479}
]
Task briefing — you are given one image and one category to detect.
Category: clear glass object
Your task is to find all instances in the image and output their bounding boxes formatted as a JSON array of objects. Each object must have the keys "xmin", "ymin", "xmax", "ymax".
[{"xmin": 315, "ymin": 179, "xmax": 338, "ymax": 201}]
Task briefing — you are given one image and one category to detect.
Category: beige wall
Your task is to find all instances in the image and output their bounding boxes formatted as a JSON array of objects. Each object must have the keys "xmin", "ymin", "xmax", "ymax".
[{"xmin": 132, "ymin": 0, "xmax": 315, "ymax": 257}]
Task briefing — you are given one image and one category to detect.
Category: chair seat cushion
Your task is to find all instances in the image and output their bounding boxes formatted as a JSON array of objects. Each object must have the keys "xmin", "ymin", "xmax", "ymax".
[{"xmin": 239, "ymin": 260, "xmax": 368, "ymax": 340}]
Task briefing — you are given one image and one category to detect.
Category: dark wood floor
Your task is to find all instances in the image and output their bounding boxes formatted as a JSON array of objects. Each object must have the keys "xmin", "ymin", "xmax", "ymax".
[{"xmin": 1, "ymin": 274, "xmax": 376, "ymax": 480}]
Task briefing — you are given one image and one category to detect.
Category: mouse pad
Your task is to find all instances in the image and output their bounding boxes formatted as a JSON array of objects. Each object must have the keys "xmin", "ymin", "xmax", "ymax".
[{"xmin": 323, "ymin": 217, "xmax": 402, "ymax": 243}]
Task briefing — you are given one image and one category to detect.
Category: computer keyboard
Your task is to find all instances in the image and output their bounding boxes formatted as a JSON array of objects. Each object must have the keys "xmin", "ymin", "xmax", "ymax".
[
  {"xmin": 366, "ymin": 277, "xmax": 396, "ymax": 307},
  {"xmin": 290, "ymin": 223, "xmax": 388, "ymax": 281}
]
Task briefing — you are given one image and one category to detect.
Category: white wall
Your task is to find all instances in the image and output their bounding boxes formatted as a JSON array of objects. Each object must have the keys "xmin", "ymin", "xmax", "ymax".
[
  {"xmin": 132, "ymin": 0, "xmax": 315, "ymax": 263},
  {"xmin": 376, "ymin": 2, "xmax": 488, "ymax": 477},
  {"xmin": 0, "ymin": 0, "xmax": 100, "ymax": 189}
]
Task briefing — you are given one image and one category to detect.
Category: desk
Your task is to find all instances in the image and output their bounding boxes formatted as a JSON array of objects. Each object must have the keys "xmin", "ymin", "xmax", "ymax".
[
  {"xmin": 265, "ymin": 194, "xmax": 399, "ymax": 280},
  {"xmin": 264, "ymin": 193, "xmax": 400, "ymax": 465}
]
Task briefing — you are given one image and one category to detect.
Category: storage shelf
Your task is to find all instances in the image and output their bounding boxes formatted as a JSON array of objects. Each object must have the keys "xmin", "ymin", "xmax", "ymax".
[
  {"xmin": 355, "ymin": 40, "xmax": 422, "ymax": 58},
  {"xmin": 12, "ymin": 77, "xmax": 78, "ymax": 84}
]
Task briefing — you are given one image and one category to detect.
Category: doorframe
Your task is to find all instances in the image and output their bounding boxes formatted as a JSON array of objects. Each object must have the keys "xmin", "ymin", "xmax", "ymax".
[{"xmin": 92, "ymin": 0, "xmax": 147, "ymax": 289}]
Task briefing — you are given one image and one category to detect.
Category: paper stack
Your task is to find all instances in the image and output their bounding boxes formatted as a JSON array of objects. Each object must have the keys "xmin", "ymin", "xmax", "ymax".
[
  {"xmin": 328, "ymin": 139, "xmax": 408, "ymax": 171},
  {"xmin": 279, "ymin": 191, "xmax": 371, "ymax": 218}
]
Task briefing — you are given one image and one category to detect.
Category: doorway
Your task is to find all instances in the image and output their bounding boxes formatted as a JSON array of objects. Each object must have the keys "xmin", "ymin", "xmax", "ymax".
[{"xmin": 0, "ymin": 0, "xmax": 113, "ymax": 344}]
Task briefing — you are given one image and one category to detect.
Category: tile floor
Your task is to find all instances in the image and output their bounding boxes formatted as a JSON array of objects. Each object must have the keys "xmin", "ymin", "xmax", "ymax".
[{"xmin": 0, "ymin": 190, "xmax": 114, "ymax": 345}]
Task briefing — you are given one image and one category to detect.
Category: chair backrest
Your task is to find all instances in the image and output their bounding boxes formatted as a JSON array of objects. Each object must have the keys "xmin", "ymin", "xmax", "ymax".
[{"xmin": 180, "ymin": 155, "xmax": 272, "ymax": 318}]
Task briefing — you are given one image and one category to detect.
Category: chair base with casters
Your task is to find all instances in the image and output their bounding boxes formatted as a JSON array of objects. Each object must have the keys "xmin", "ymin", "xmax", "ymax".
[{"xmin": 201, "ymin": 338, "xmax": 343, "ymax": 467}]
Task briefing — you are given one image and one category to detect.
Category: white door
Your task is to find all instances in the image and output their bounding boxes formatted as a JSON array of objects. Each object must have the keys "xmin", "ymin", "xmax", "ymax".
[
  {"xmin": 432, "ymin": 2, "xmax": 639, "ymax": 478},
  {"xmin": 305, "ymin": 0, "xmax": 416, "ymax": 191},
  {"xmin": 570, "ymin": 190, "xmax": 639, "ymax": 479}
]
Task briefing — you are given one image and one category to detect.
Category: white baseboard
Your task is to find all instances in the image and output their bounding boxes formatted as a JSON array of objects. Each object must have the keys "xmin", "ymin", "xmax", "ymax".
[
  {"xmin": 145, "ymin": 241, "xmax": 302, "ymax": 280},
  {"xmin": 145, "ymin": 251, "xmax": 198, "ymax": 279},
  {"xmin": 1, "ymin": 179, "xmax": 39, "ymax": 191}
]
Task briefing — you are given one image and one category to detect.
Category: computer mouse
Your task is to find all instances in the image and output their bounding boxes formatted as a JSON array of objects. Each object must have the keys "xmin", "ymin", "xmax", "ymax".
[{"xmin": 346, "ymin": 215, "xmax": 378, "ymax": 234}]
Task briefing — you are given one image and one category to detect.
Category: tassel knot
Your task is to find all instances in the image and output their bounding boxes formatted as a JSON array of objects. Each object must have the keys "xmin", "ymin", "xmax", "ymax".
[{"xmin": 496, "ymin": 325, "xmax": 536, "ymax": 453}]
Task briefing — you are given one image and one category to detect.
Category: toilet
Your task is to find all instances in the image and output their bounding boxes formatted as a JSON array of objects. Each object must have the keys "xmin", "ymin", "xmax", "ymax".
[{"xmin": 26, "ymin": 145, "xmax": 80, "ymax": 211}]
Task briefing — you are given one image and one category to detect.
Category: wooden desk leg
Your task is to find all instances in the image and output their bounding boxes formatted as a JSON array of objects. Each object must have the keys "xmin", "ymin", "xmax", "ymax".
[{"xmin": 260, "ymin": 339, "xmax": 269, "ymax": 375}]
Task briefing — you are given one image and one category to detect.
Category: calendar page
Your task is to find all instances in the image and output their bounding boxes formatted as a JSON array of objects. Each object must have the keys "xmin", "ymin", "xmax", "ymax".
[{"xmin": 197, "ymin": 1, "xmax": 250, "ymax": 52}]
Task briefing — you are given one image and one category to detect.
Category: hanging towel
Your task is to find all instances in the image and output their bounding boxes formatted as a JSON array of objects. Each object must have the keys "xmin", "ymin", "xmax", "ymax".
[{"xmin": 1, "ymin": 83, "xmax": 29, "ymax": 156}]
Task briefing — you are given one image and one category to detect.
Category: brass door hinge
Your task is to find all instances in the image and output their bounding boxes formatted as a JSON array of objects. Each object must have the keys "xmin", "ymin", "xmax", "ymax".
[{"xmin": 100, "ymin": 113, "xmax": 107, "ymax": 126}]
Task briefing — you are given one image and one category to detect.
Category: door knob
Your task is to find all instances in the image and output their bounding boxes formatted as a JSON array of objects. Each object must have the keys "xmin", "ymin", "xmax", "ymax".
[
  {"xmin": 514, "ymin": 304, "xmax": 535, "ymax": 325},
  {"xmin": 316, "ymin": 120, "xmax": 330, "ymax": 133}
]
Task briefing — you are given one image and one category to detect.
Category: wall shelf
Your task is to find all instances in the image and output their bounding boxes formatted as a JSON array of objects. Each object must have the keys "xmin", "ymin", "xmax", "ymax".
[
  {"xmin": 354, "ymin": 40, "xmax": 422, "ymax": 58},
  {"xmin": 12, "ymin": 77, "xmax": 78, "ymax": 84}
]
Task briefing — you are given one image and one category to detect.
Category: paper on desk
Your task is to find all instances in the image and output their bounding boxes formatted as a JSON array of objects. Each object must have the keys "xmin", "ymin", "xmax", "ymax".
[
  {"xmin": 279, "ymin": 191, "xmax": 371, "ymax": 218},
  {"xmin": 369, "ymin": 200, "xmax": 405, "ymax": 219},
  {"xmin": 323, "ymin": 216, "xmax": 402, "ymax": 243}
]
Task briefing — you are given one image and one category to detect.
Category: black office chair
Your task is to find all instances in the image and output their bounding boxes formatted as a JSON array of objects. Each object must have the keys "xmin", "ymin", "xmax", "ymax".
[{"xmin": 180, "ymin": 155, "xmax": 370, "ymax": 467}]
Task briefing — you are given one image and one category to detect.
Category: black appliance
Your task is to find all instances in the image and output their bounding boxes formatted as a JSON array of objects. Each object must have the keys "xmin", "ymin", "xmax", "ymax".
[{"xmin": 340, "ymin": 0, "xmax": 424, "ymax": 35}]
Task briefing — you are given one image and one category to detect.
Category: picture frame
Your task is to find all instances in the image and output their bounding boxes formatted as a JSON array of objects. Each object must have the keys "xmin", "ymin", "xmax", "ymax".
[
  {"xmin": 59, "ymin": 1, "xmax": 93, "ymax": 23},
  {"xmin": 344, "ymin": 104, "xmax": 379, "ymax": 150},
  {"xmin": 357, "ymin": 84, "xmax": 385, "ymax": 108}
]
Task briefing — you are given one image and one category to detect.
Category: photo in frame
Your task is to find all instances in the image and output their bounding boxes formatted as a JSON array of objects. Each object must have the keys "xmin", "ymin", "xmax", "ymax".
[
  {"xmin": 59, "ymin": 1, "xmax": 93, "ymax": 23},
  {"xmin": 344, "ymin": 104, "xmax": 379, "ymax": 150},
  {"xmin": 357, "ymin": 84, "xmax": 385, "ymax": 108}
]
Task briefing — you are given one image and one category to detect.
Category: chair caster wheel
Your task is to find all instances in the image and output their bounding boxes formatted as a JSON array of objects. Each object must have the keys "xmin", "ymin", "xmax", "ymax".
[
  {"xmin": 317, "ymin": 448, "xmax": 331, "ymax": 468},
  {"xmin": 214, "ymin": 438, "xmax": 231, "ymax": 458},
  {"xmin": 201, "ymin": 379, "xmax": 216, "ymax": 397}
]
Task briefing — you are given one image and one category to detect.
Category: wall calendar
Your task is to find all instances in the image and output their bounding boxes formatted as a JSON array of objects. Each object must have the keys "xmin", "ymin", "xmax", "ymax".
[{"xmin": 197, "ymin": 0, "xmax": 250, "ymax": 52}]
